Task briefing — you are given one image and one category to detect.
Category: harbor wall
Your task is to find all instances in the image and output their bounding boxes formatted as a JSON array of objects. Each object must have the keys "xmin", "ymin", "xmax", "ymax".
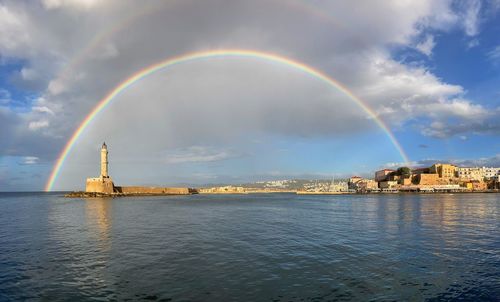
[{"xmin": 114, "ymin": 186, "xmax": 193, "ymax": 195}]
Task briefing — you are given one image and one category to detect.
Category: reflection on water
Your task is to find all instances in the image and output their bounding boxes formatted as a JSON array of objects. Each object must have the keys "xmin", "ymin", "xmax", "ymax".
[
  {"xmin": 85, "ymin": 198, "xmax": 112, "ymax": 252},
  {"xmin": 43, "ymin": 196, "xmax": 115, "ymax": 299},
  {"xmin": 0, "ymin": 193, "xmax": 498, "ymax": 301}
]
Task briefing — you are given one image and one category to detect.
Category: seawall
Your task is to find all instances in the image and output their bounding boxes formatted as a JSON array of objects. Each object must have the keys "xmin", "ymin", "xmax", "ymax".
[
  {"xmin": 66, "ymin": 186, "xmax": 197, "ymax": 198},
  {"xmin": 114, "ymin": 186, "xmax": 195, "ymax": 195}
]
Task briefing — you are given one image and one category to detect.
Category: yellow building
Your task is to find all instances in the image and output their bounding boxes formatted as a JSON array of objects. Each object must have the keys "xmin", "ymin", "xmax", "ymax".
[
  {"xmin": 463, "ymin": 182, "xmax": 473, "ymax": 190},
  {"xmin": 430, "ymin": 163, "xmax": 457, "ymax": 179}
]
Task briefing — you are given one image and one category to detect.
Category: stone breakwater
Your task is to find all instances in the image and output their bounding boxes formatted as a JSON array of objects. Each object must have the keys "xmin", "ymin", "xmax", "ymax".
[
  {"xmin": 114, "ymin": 186, "xmax": 196, "ymax": 195},
  {"xmin": 66, "ymin": 187, "xmax": 198, "ymax": 198}
]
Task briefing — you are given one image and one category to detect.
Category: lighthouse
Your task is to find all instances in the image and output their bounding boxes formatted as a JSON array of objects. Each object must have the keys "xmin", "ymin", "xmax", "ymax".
[
  {"xmin": 82, "ymin": 141, "xmax": 193, "ymax": 195},
  {"xmin": 101, "ymin": 142, "xmax": 109, "ymax": 178},
  {"xmin": 86, "ymin": 142, "xmax": 114, "ymax": 193}
]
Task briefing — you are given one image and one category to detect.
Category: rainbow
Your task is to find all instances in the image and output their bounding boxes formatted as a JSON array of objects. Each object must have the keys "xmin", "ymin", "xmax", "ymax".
[{"xmin": 45, "ymin": 49, "xmax": 410, "ymax": 191}]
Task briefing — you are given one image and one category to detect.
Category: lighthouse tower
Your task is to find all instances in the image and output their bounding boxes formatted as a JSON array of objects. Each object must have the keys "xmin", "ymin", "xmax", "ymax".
[
  {"xmin": 86, "ymin": 142, "xmax": 114, "ymax": 194},
  {"xmin": 101, "ymin": 142, "xmax": 109, "ymax": 178}
]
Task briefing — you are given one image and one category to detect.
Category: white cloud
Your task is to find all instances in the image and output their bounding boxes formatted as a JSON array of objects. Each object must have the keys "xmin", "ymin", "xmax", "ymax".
[
  {"xmin": 164, "ymin": 146, "xmax": 240, "ymax": 164},
  {"xmin": 28, "ymin": 120, "xmax": 49, "ymax": 131},
  {"xmin": 32, "ymin": 106, "xmax": 55, "ymax": 115},
  {"xmin": 0, "ymin": 89, "xmax": 11, "ymax": 104},
  {"xmin": 352, "ymin": 53, "xmax": 478, "ymax": 126},
  {"xmin": 0, "ymin": 5, "xmax": 31, "ymax": 53},
  {"xmin": 23, "ymin": 156, "xmax": 39, "ymax": 165},
  {"xmin": 425, "ymin": 99, "xmax": 489, "ymax": 120},
  {"xmin": 42, "ymin": 0, "xmax": 100, "ymax": 10},
  {"xmin": 487, "ymin": 45, "xmax": 500, "ymax": 63},
  {"xmin": 415, "ymin": 34, "xmax": 436, "ymax": 56},
  {"xmin": 461, "ymin": 0, "xmax": 482, "ymax": 36},
  {"xmin": 467, "ymin": 38, "xmax": 480, "ymax": 49}
]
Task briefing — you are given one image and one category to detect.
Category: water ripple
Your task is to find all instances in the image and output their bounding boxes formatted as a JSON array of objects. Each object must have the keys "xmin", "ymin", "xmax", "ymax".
[{"xmin": 0, "ymin": 192, "xmax": 499, "ymax": 301}]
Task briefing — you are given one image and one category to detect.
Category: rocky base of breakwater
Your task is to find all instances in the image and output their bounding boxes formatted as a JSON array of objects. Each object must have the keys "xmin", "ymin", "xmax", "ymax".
[
  {"xmin": 65, "ymin": 192, "xmax": 114, "ymax": 198},
  {"xmin": 65, "ymin": 191, "xmax": 196, "ymax": 198}
]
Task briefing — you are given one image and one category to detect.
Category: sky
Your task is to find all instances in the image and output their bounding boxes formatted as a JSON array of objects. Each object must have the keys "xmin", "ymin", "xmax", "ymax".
[{"xmin": 1, "ymin": 0, "xmax": 500, "ymax": 191}]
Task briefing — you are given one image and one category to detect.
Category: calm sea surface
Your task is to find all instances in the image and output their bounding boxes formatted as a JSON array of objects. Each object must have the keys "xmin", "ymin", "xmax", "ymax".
[{"xmin": 0, "ymin": 193, "xmax": 498, "ymax": 301}]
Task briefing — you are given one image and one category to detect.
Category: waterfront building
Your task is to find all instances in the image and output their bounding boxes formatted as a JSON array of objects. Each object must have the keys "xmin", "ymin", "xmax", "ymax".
[
  {"xmin": 457, "ymin": 167, "xmax": 484, "ymax": 181},
  {"xmin": 329, "ymin": 181, "xmax": 349, "ymax": 192},
  {"xmin": 379, "ymin": 180, "xmax": 398, "ymax": 190},
  {"xmin": 430, "ymin": 163, "xmax": 457, "ymax": 179},
  {"xmin": 199, "ymin": 186, "xmax": 246, "ymax": 193},
  {"xmin": 482, "ymin": 167, "xmax": 500, "ymax": 179},
  {"xmin": 348, "ymin": 176, "xmax": 362, "ymax": 190},
  {"xmin": 348, "ymin": 176, "xmax": 378, "ymax": 192},
  {"xmin": 471, "ymin": 181, "xmax": 488, "ymax": 191},
  {"xmin": 492, "ymin": 176, "xmax": 500, "ymax": 189},
  {"xmin": 374, "ymin": 169, "xmax": 395, "ymax": 182},
  {"xmin": 427, "ymin": 184, "xmax": 463, "ymax": 192},
  {"xmin": 457, "ymin": 167, "xmax": 499, "ymax": 180},
  {"xmin": 354, "ymin": 179, "xmax": 378, "ymax": 192},
  {"xmin": 349, "ymin": 176, "xmax": 363, "ymax": 183},
  {"xmin": 378, "ymin": 162, "xmax": 499, "ymax": 191}
]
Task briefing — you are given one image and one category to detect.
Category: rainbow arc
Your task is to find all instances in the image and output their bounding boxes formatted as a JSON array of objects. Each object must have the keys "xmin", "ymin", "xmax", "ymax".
[{"xmin": 45, "ymin": 49, "xmax": 409, "ymax": 191}]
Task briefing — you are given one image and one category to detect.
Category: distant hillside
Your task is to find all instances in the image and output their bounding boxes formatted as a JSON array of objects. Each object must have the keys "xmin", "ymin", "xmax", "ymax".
[{"xmin": 235, "ymin": 179, "xmax": 349, "ymax": 190}]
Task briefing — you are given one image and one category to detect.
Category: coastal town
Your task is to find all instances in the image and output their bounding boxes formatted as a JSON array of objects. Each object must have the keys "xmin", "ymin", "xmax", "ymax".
[
  {"xmin": 72, "ymin": 143, "xmax": 500, "ymax": 197},
  {"xmin": 200, "ymin": 163, "xmax": 500, "ymax": 194}
]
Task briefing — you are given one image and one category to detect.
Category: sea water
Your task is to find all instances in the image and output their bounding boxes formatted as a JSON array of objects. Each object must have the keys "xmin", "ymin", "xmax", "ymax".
[{"xmin": 0, "ymin": 192, "xmax": 498, "ymax": 301}]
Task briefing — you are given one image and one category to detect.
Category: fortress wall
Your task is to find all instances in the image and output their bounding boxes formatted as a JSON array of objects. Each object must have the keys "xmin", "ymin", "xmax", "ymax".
[
  {"xmin": 416, "ymin": 174, "xmax": 440, "ymax": 185},
  {"xmin": 114, "ymin": 186, "xmax": 192, "ymax": 195}
]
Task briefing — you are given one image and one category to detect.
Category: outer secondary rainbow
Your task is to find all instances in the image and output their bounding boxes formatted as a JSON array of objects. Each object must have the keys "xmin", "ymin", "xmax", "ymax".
[
  {"xmin": 45, "ymin": 49, "xmax": 410, "ymax": 191},
  {"xmin": 52, "ymin": 0, "xmax": 341, "ymax": 93}
]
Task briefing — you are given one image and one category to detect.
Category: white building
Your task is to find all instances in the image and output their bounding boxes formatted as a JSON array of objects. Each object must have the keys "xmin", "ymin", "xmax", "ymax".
[
  {"xmin": 457, "ymin": 167, "xmax": 483, "ymax": 181},
  {"xmin": 457, "ymin": 166, "xmax": 500, "ymax": 180},
  {"xmin": 482, "ymin": 167, "xmax": 500, "ymax": 179}
]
